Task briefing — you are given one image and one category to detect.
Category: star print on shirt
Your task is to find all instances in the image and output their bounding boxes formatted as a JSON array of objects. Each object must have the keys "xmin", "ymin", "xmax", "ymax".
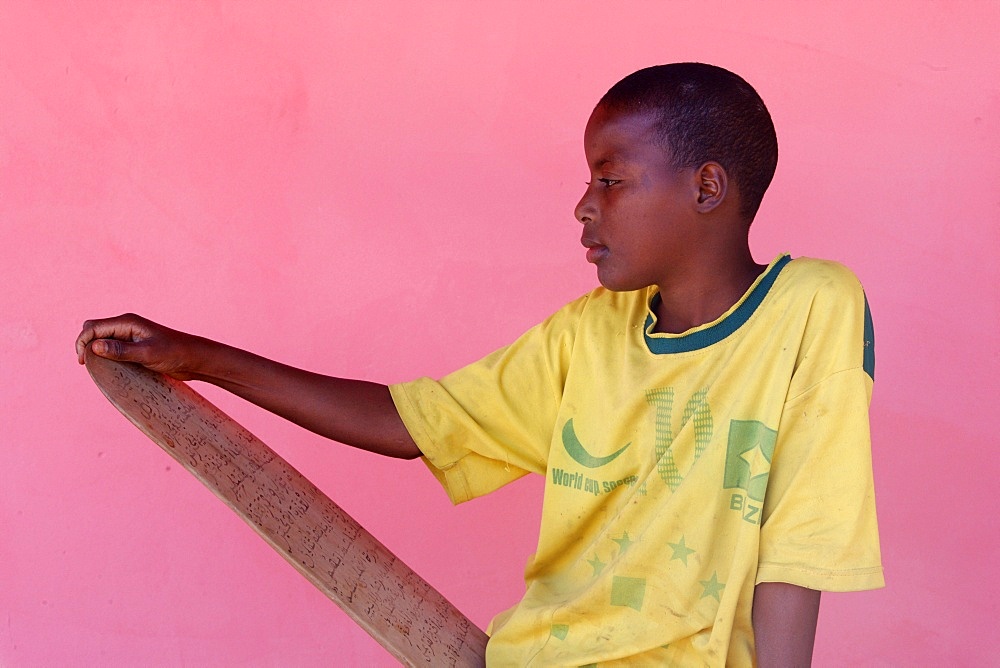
[
  {"xmin": 588, "ymin": 554, "xmax": 606, "ymax": 577},
  {"xmin": 613, "ymin": 532, "xmax": 634, "ymax": 555},
  {"xmin": 699, "ymin": 572, "xmax": 725, "ymax": 602},
  {"xmin": 723, "ymin": 420, "xmax": 777, "ymax": 502},
  {"xmin": 739, "ymin": 441, "xmax": 772, "ymax": 481},
  {"xmin": 667, "ymin": 536, "xmax": 695, "ymax": 566}
]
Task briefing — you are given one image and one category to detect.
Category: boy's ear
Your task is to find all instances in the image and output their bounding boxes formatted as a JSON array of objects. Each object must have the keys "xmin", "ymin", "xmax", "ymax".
[{"xmin": 695, "ymin": 162, "xmax": 728, "ymax": 213}]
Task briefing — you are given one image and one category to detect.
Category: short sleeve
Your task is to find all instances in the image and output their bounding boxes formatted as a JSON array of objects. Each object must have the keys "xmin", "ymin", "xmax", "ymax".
[
  {"xmin": 389, "ymin": 294, "xmax": 587, "ymax": 504},
  {"xmin": 756, "ymin": 368, "xmax": 884, "ymax": 590},
  {"xmin": 756, "ymin": 271, "xmax": 884, "ymax": 591}
]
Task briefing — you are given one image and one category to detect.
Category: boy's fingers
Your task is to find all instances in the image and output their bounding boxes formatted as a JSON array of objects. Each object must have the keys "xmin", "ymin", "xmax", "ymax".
[
  {"xmin": 81, "ymin": 315, "xmax": 146, "ymax": 342},
  {"xmin": 76, "ymin": 314, "xmax": 153, "ymax": 363},
  {"xmin": 76, "ymin": 321, "xmax": 107, "ymax": 364}
]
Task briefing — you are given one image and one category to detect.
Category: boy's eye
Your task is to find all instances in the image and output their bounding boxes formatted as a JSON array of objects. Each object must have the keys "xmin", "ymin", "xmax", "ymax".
[{"xmin": 585, "ymin": 179, "xmax": 622, "ymax": 187}]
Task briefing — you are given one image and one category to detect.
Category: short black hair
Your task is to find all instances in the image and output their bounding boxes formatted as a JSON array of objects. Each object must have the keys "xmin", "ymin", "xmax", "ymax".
[{"xmin": 599, "ymin": 63, "xmax": 778, "ymax": 222}]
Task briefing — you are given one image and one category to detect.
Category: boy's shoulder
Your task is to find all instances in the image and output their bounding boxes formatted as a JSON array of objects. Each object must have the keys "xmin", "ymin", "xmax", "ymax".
[
  {"xmin": 780, "ymin": 256, "xmax": 864, "ymax": 289},
  {"xmin": 774, "ymin": 256, "xmax": 868, "ymax": 313}
]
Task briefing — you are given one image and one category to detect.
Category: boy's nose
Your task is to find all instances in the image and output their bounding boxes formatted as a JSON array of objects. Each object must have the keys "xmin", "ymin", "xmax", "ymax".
[{"xmin": 575, "ymin": 191, "xmax": 596, "ymax": 224}]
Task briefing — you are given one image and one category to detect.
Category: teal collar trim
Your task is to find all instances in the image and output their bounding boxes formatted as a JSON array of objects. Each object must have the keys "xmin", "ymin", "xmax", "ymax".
[{"xmin": 644, "ymin": 255, "xmax": 792, "ymax": 354}]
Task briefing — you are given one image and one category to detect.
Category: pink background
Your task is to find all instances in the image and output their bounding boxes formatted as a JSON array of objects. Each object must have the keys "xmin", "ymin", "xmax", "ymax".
[{"xmin": 2, "ymin": 1, "xmax": 998, "ymax": 665}]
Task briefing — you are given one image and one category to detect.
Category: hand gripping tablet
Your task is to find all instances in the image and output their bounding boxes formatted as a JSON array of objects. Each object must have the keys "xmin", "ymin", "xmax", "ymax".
[{"xmin": 85, "ymin": 351, "xmax": 487, "ymax": 666}]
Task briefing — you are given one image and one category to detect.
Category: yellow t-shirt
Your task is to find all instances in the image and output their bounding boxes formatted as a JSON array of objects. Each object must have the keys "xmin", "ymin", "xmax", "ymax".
[{"xmin": 390, "ymin": 255, "xmax": 884, "ymax": 666}]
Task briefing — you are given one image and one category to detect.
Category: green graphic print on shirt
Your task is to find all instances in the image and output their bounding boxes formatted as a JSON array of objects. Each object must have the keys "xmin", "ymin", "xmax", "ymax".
[
  {"xmin": 724, "ymin": 419, "xmax": 777, "ymax": 526},
  {"xmin": 545, "ymin": 387, "xmax": 771, "ymax": 619},
  {"xmin": 551, "ymin": 386, "xmax": 735, "ymax": 499}
]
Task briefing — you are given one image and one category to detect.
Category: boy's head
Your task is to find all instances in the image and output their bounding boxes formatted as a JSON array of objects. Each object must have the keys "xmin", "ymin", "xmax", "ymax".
[{"xmin": 597, "ymin": 63, "xmax": 777, "ymax": 223}]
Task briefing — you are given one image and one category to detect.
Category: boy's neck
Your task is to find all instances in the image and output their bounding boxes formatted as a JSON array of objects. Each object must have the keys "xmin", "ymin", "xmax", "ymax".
[{"xmin": 652, "ymin": 247, "xmax": 767, "ymax": 335}]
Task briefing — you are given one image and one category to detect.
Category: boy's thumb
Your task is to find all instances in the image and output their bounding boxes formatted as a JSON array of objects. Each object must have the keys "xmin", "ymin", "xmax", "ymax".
[{"xmin": 91, "ymin": 338, "xmax": 134, "ymax": 361}]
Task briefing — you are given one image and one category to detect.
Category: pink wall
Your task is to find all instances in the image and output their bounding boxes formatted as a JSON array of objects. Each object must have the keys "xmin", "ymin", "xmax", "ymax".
[{"xmin": 2, "ymin": 1, "xmax": 997, "ymax": 664}]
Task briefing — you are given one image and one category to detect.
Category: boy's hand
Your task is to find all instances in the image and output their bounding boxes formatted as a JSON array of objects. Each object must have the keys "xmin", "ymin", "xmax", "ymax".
[{"xmin": 75, "ymin": 314, "xmax": 202, "ymax": 380}]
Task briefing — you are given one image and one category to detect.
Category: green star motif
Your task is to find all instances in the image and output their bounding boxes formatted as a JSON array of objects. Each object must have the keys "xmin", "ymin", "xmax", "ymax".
[
  {"xmin": 740, "ymin": 440, "xmax": 772, "ymax": 480},
  {"xmin": 587, "ymin": 554, "xmax": 606, "ymax": 577},
  {"xmin": 699, "ymin": 572, "xmax": 725, "ymax": 602},
  {"xmin": 667, "ymin": 536, "xmax": 695, "ymax": 566},
  {"xmin": 613, "ymin": 531, "xmax": 634, "ymax": 554}
]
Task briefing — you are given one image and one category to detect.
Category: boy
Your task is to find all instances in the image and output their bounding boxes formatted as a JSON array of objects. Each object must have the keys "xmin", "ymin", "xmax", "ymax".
[{"xmin": 77, "ymin": 63, "xmax": 883, "ymax": 665}]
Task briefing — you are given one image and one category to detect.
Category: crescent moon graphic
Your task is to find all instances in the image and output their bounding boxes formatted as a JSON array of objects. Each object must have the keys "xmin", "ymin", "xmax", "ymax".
[{"xmin": 561, "ymin": 419, "xmax": 631, "ymax": 468}]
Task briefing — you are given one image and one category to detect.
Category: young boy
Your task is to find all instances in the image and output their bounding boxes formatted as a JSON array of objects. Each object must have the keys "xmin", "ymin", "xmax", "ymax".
[{"xmin": 76, "ymin": 63, "xmax": 883, "ymax": 665}]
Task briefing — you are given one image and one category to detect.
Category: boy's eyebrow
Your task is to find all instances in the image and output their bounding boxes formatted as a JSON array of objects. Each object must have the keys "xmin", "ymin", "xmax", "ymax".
[{"xmin": 593, "ymin": 154, "xmax": 623, "ymax": 169}]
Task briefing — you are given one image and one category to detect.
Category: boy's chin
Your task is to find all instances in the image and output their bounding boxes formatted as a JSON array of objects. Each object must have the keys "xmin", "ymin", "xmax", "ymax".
[{"xmin": 596, "ymin": 271, "xmax": 651, "ymax": 293}]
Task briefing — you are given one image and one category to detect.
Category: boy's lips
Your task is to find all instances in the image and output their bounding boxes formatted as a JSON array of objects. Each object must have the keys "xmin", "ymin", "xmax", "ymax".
[{"xmin": 581, "ymin": 237, "xmax": 609, "ymax": 264}]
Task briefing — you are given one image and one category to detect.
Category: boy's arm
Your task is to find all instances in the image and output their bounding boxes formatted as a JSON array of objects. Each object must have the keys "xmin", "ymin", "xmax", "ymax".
[
  {"xmin": 76, "ymin": 314, "xmax": 421, "ymax": 459},
  {"xmin": 752, "ymin": 582, "xmax": 821, "ymax": 667}
]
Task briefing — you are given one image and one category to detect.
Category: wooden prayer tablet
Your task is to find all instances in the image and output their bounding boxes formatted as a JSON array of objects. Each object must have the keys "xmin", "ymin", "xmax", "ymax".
[{"xmin": 85, "ymin": 351, "xmax": 488, "ymax": 666}]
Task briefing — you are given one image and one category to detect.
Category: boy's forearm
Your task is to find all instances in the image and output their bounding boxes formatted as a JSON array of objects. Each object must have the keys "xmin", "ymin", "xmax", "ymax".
[
  {"xmin": 184, "ymin": 337, "xmax": 421, "ymax": 459},
  {"xmin": 752, "ymin": 582, "xmax": 820, "ymax": 667},
  {"xmin": 76, "ymin": 314, "xmax": 420, "ymax": 459}
]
